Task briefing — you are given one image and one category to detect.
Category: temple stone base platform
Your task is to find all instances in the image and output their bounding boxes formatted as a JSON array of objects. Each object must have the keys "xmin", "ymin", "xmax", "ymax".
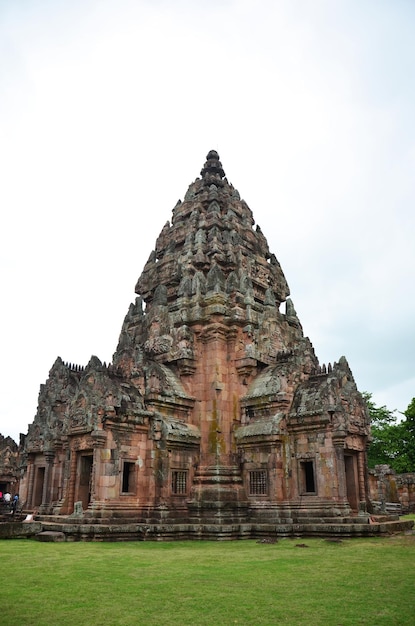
[
  {"xmin": 0, "ymin": 520, "xmax": 42, "ymax": 539},
  {"xmin": 26, "ymin": 514, "xmax": 413, "ymax": 542}
]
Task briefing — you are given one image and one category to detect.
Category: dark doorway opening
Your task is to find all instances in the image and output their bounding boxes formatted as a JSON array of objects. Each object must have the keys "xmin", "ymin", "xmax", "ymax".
[
  {"xmin": 122, "ymin": 461, "xmax": 135, "ymax": 494},
  {"xmin": 33, "ymin": 466, "xmax": 45, "ymax": 506},
  {"xmin": 344, "ymin": 454, "xmax": 359, "ymax": 511},
  {"xmin": 77, "ymin": 454, "xmax": 93, "ymax": 510},
  {"xmin": 300, "ymin": 460, "xmax": 316, "ymax": 494}
]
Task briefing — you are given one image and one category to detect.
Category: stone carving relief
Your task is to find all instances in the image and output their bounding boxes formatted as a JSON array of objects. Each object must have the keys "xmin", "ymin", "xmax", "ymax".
[{"xmin": 171, "ymin": 325, "xmax": 194, "ymax": 360}]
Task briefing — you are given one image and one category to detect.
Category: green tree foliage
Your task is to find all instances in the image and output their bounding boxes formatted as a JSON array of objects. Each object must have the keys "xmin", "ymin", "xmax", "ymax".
[
  {"xmin": 397, "ymin": 397, "xmax": 415, "ymax": 473},
  {"xmin": 364, "ymin": 392, "xmax": 399, "ymax": 468},
  {"xmin": 364, "ymin": 393, "xmax": 415, "ymax": 473}
]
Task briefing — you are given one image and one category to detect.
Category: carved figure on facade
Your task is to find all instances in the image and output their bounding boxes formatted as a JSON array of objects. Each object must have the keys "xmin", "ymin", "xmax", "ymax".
[{"xmin": 171, "ymin": 325, "xmax": 194, "ymax": 360}]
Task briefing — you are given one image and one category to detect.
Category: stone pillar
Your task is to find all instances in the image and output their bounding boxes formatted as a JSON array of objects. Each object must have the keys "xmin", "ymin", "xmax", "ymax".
[
  {"xmin": 357, "ymin": 451, "xmax": 366, "ymax": 502},
  {"xmin": 66, "ymin": 447, "xmax": 78, "ymax": 514},
  {"xmin": 53, "ymin": 444, "xmax": 63, "ymax": 502},
  {"xmin": 91, "ymin": 430, "xmax": 107, "ymax": 503},
  {"xmin": 275, "ymin": 455, "xmax": 285, "ymax": 501},
  {"xmin": 333, "ymin": 433, "xmax": 347, "ymax": 500},
  {"xmin": 26, "ymin": 456, "xmax": 35, "ymax": 509},
  {"xmin": 364, "ymin": 443, "xmax": 372, "ymax": 511},
  {"xmin": 41, "ymin": 451, "xmax": 55, "ymax": 509},
  {"xmin": 60, "ymin": 438, "xmax": 70, "ymax": 505}
]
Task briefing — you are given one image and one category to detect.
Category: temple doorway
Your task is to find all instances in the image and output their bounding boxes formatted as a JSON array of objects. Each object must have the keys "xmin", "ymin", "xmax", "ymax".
[
  {"xmin": 76, "ymin": 453, "xmax": 93, "ymax": 510},
  {"xmin": 33, "ymin": 466, "xmax": 45, "ymax": 507},
  {"xmin": 344, "ymin": 453, "xmax": 359, "ymax": 511}
]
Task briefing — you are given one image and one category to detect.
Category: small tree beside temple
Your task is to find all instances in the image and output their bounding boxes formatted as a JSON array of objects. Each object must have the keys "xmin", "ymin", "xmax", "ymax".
[{"xmin": 366, "ymin": 393, "xmax": 415, "ymax": 473}]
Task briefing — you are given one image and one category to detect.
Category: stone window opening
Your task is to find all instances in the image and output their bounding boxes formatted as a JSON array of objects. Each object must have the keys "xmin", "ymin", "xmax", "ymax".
[
  {"xmin": 246, "ymin": 407, "xmax": 255, "ymax": 419},
  {"xmin": 171, "ymin": 470, "xmax": 188, "ymax": 495},
  {"xmin": 121, "ymin": 461, "xmax": 136, "ymax": 494},
  {"xmin": 300, "ymin": 460, "xmax": 316, "ymax": 494},
  {"xmin": 249, "ymin": 469, "xmax": 268, "ymax": 496}
]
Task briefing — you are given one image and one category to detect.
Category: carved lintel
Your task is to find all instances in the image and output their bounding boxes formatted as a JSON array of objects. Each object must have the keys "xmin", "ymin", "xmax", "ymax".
[
  {"xmin": 199, "ymin": 322, "xmax": 230, "ymax": 343},
  {"xmin": 91, "ymin": 430, "xmax": 107, "ymax": 448},
  {"xmin": 176, "ymin": 358, "xmax": 197, "ymax": 376},
  {"xmin": 44, "ymin": 451, "xmax": 55, "ymax": 464},
  {"xmin": 235, "ymin": 357, "xmax": 257, "ymax": 379},
  {"xmin": 332, "ymin": 429, "xmax": 347, "ymax": 447}
]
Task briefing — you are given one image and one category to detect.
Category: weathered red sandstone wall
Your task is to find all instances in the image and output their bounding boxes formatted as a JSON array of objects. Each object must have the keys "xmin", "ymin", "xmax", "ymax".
[{"xmin": 369, "ymin": 465, "xmax": 415, "ymax": 512}]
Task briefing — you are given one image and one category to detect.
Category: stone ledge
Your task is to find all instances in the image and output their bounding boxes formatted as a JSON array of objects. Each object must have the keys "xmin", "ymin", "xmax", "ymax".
[
  {"xmin": 0, "ymin": 521, "xmax": 42, "ymax": 539},
  {"xmin": 26, "ymin": 517, "xmax": 413, "ymax": 542},
  {"xmin": 36, "ymin": 531, "xmax": 66, "ymax": 542}
]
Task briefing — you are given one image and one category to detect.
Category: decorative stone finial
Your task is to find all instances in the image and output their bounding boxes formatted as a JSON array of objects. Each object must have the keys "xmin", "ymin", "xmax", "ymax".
[{"xmin": 200, "ymin": 150, "xmax": 225, "ymax": 180}]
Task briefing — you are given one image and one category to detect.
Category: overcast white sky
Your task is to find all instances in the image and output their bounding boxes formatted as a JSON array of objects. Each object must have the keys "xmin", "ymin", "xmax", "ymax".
[{"xmin": 1, "ymin": 0, "xmax": 414, "ymax": 442}]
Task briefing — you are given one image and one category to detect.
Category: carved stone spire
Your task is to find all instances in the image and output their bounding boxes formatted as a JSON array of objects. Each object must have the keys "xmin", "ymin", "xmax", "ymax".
[
  {"xmin": 134, "ymin": 150, "xmax": 289, "ymax": 309},
  {"xmin": 200, "ymin": 149, "xmax": 226, "ymax": 182},
  {"xmin": 117, "ymin": 150, "xmax": 303, "ymax": 377}
]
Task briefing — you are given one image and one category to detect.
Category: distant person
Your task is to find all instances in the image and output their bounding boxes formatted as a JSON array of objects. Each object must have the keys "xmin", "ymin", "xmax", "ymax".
[
  {"xmin": 3, "ymin": 492, "xmax": 11, "ymax": 505},
  {"xmin": 11, "ymin": 494, "xmax": 19, "ymax": 516}
]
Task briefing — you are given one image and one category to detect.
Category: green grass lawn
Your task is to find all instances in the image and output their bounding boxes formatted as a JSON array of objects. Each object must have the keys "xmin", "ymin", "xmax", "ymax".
[{"xmin": 1, "ymin": 532, "xmax": 414, "ymax": 626}]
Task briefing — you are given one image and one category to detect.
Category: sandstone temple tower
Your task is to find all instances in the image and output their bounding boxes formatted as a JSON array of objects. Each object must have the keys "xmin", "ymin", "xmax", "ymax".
[{"xmin": 19, "ymin": 151, "xmax": 374, "ymax": 538}]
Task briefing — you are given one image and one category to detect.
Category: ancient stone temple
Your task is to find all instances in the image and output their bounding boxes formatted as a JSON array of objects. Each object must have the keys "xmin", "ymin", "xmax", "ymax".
[
  {"xmin": 0, "ymin": 434, "xmax": 19, "ymax": 497},
  {"xmin": 18, "ymin": 150, "xmax": 399, "ymax": 539}
]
